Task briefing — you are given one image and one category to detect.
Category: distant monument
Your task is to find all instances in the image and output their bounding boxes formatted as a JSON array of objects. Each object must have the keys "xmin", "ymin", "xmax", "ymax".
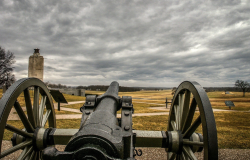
[{"xmin": 28, "ymin": 48, "xmax": 44, "ymax": 81}]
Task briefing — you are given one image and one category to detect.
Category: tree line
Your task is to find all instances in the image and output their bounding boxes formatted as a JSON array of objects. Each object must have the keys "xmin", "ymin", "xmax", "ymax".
[
  {"xmin": 45, "ymin": 83, "xmax": 140, "ymax": 92},
  {"xmin": 45, "ymin": 82, "xmax": 70, "ymax": 89},
  {"xmin": 76, "ymin": 85, "xmax": 140, "ymax": 92},
  {"xmin": 0, "ymin": 46, "xmax": 15, "ymax": 89}
]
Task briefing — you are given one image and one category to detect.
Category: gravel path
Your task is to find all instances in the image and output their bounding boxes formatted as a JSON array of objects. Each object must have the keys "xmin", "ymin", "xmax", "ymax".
[{"xmin": 1, "ymin": 141, "xmax": 250, "ymax": 160}]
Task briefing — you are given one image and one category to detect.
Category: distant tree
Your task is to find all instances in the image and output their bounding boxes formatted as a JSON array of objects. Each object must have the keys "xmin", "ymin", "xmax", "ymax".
[
  {"xmin": 172, "ymin": 87, "xmax": 177, "ymax": 95},
  {"xmin": 45, "ymin": 81, "xmax": 50, "ymax": 86},
  {"xmin": 45, "ymin": 82, "xmax": 68, "ymax": 89},
  {"xmin": 76, "ymin": 86, "xmax": 85, "ymax": 89},
  {"xmin": 235, "ymin": 80, "xmax": 249, "ymax": 97},
  {"xmin": 0, "ymin": 46, "xmax": 15, "ymax": 89}
]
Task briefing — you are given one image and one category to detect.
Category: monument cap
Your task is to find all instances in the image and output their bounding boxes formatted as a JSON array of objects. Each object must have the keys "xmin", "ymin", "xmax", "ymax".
[{"xmin": 34, "ymin": 48, "xmax": 40, "ymax": 53}]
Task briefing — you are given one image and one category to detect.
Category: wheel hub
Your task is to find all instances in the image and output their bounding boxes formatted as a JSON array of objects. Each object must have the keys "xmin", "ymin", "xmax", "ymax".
[
  {"xmin": 167, "ymin": 131, "xmax": 183, "ymax": 154},
  {"xmin": 33, "ymin": 127, "xmax": 52, "ymax": 151},
  {"xmin": 167, "ymin": 131, "xmax": 204, "ymax": 155}
]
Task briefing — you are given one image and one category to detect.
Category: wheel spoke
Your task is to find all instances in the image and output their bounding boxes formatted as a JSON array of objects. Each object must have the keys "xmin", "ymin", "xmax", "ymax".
[
  {"xmin": 179, "ymin": 93, "xmax": 184, "ymax": 128},
  {"xmin": 183, "ymin": 146, "xmax": 198, "ymax": 160},
  {"xmin": 17, "ymin": 146, "xmax": 33, "ymax": 160},
  {"xmin": 174, "ymin": 105, "xmax": 179, "ymax": 130},
  {"xmin": 20, "ymin": 146, "xmax": 33, "ymax": 160},
  {"xmin": 0, "ymin": 140, "xmax": 32, "ymax": 158},
  {"xmin": 28, "ymin": 150, "xmax": 36, "ymax": 160},
  {"xmin": 42, "ymin": 109, "xmax": 51, "ymax": 127},
  {"xmin": 183, "ymin": 116, "xmax": 201, "ymax": 138},
  {"xmin": 182, "ymin": 98, "xmax": 197, "ymax": 133},
  {"xmin": 24, "ymin": 89, "xmax": 36, "ymax": 128},
  {"xmin": 171, "ymin": 121, "xmax": 177, "ymax": 131},
  {"xmin": 39, "ymin": 95, "xmax": 47, "ymax": 126},
  {"xmin": 14, "ymin": 101, "xmax": 34, "ymax": 132},
  {"xmin": 16, "ymin": 146, "xmax": 28, "ymax": 160},
  {"xmin": 183, "ymin": 140, "xmax": 204, "ymax": 147},
  {"xmin": 5, "ymin": 124, "xmax": 33, "ymax": 138},
  {"xmin": 168, "ymin": 152, "xmax": 176, "ymax": 160},
  {"xmin": 177, "ymin": 104, "xmax": 181, "ymax": 130},
  {"xmin": 181, "ymin": 90, "xmax": 191, "ymax": 131},
  {"xmin": 181, "ymin": 152, "xmax": 188, "ymax": 160},
  {"xmin": 33, "ymin": 87, "xmax": 40, "ymax": 127}
]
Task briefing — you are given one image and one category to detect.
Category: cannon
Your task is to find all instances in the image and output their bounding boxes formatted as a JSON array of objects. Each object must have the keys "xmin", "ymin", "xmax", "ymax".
[{"xmin": 0, "ymin": 78, "xmax": 218, "ymax": 160}]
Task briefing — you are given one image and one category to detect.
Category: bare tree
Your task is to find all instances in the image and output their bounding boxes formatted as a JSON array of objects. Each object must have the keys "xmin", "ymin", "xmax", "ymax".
[
  {"xmin": 235, "ymin": 80, "xmax": 249, "ymax": 97},
  {"xmin": 0, "ymin": 46, "xmax": 15, "ymax": 89}
]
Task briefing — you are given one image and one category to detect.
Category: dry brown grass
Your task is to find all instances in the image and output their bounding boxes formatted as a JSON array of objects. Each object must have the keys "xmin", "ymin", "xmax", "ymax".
[
  {"xmin": 85, "ymin": 90, "xmax": 173, "ymax": 100},
  {"xmin": 215, "ymin": 112, "xmax": 250, "ymax": 149},
  {"xmin": 12, "ymin": 109, "xmax": 77, "ymax": 115},
  {"xmin": 62, "ymin": 94, "xmax": 85, "ymax": 102},
  {"xmin": 62, "ymin": 103, "xmax": 84, "ymax": 110},
  {"xmin": 119, "ymin": 90, "xmax": 172, "ymax": 100},
  {"xmin": 208, "ymin": 91, "xmax": 250, "ymax": 111}
]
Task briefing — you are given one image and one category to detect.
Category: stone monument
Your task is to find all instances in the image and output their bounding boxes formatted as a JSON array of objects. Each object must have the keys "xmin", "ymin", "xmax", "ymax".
[{"xmin": 28, "ymin": 48, "xmax": 44, "ymax": 81}]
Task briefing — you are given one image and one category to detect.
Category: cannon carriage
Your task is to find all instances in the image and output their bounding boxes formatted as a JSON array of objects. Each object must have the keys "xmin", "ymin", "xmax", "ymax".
[{"xmin": 0, "ymin": 78, "xmax": 218, "ymax": 160}]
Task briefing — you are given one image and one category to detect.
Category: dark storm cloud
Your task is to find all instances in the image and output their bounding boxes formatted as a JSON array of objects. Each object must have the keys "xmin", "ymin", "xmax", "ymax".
[{"xmin": 0, "ymin": 0, "xmax": 249, "ymax": 87}]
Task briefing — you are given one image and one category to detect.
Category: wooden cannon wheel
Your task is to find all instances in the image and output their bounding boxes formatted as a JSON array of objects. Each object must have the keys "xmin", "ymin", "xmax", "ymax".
[
  {"xmin": 167, "ymin": 81, "xmax": 218, "ymax": 160},
  {"xmin": 0, "ymin": 78, "xmax": 56, "ymax": 159}
]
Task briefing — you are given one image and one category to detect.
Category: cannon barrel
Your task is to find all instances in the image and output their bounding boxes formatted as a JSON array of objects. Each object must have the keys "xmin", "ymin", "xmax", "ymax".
[
  {"xmin": 95, "ymin": 81, "xmax": 119, "ymax": 116},
  {"xmin": 43, "ymin": 81, "xmax": 134, "ymax": 160}
]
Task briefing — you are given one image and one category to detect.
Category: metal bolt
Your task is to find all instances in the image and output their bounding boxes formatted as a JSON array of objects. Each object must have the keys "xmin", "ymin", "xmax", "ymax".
[
  {"xmin": 124, "ymin": 126, "xmax": 130, "ymax": 131},
  {"xmin": 85, "ymin": 111, "xmax": 90, "ymax": 115},
  {"xmin": 124, "ymin": 112, "xmax": 130, "ymax": 116}
]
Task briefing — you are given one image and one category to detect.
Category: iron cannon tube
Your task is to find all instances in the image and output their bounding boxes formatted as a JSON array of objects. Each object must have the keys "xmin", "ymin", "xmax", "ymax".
[{"xmin": 43, "ymin": 81, "xmax": 134, "ymax": 160}]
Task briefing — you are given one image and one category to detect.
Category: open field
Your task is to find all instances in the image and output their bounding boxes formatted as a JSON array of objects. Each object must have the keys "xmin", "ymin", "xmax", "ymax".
[
  {"xmin": 86, "ymin": 90, "xmax": 250, "ymax": 111},
  {"xmin": 62, "ymin": 102, "xmax": 167, "ymax": 113},
  {"xmin": 86, "ymin": 90, "xmax": 173, "ymax": 99},
  {"xmin": 61, "ymin": 103, "xmax": 84, "ymax": 109},
  {"xmin": 2, "ymin": 88, "xmax": 249, "ymax": 111},
  {"xmin": 12, "ymin": 109, "xmax": 77, "ymax": 115}
]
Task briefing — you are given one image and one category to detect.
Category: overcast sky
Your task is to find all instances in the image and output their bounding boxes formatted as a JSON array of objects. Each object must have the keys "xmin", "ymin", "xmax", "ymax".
[{"xmin": 0, "ymin": 0, "xmax": 249, "ymax": 87}]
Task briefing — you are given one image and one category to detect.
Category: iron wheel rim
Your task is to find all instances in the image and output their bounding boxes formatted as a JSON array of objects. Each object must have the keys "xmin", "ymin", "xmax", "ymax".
[
  {"xmin": 0, "ymin": 78, "xmax": 56, "ymax": 159},
  {"xmin": 167, "ymin": 81, "xmax": 218, "ymax": 160}
]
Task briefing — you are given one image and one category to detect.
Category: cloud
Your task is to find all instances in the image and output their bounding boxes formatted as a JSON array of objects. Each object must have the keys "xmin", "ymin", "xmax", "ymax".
[{"xmin": 0, "ymin": 0, "xmax": 249, "ymax": 87}]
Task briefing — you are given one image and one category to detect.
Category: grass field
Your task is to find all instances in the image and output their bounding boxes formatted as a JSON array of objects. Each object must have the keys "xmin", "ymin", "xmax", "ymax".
[
  {"xmin": 86, "ymin": 90, "xmax": 250, "ymax": 111},
  {"xmin": 62, "ymin": 103, "xmax": 84, "ymax": 110},
  {"xmin": 12, "ymin": 109, "xmax": 77, "ymax": 115}
]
